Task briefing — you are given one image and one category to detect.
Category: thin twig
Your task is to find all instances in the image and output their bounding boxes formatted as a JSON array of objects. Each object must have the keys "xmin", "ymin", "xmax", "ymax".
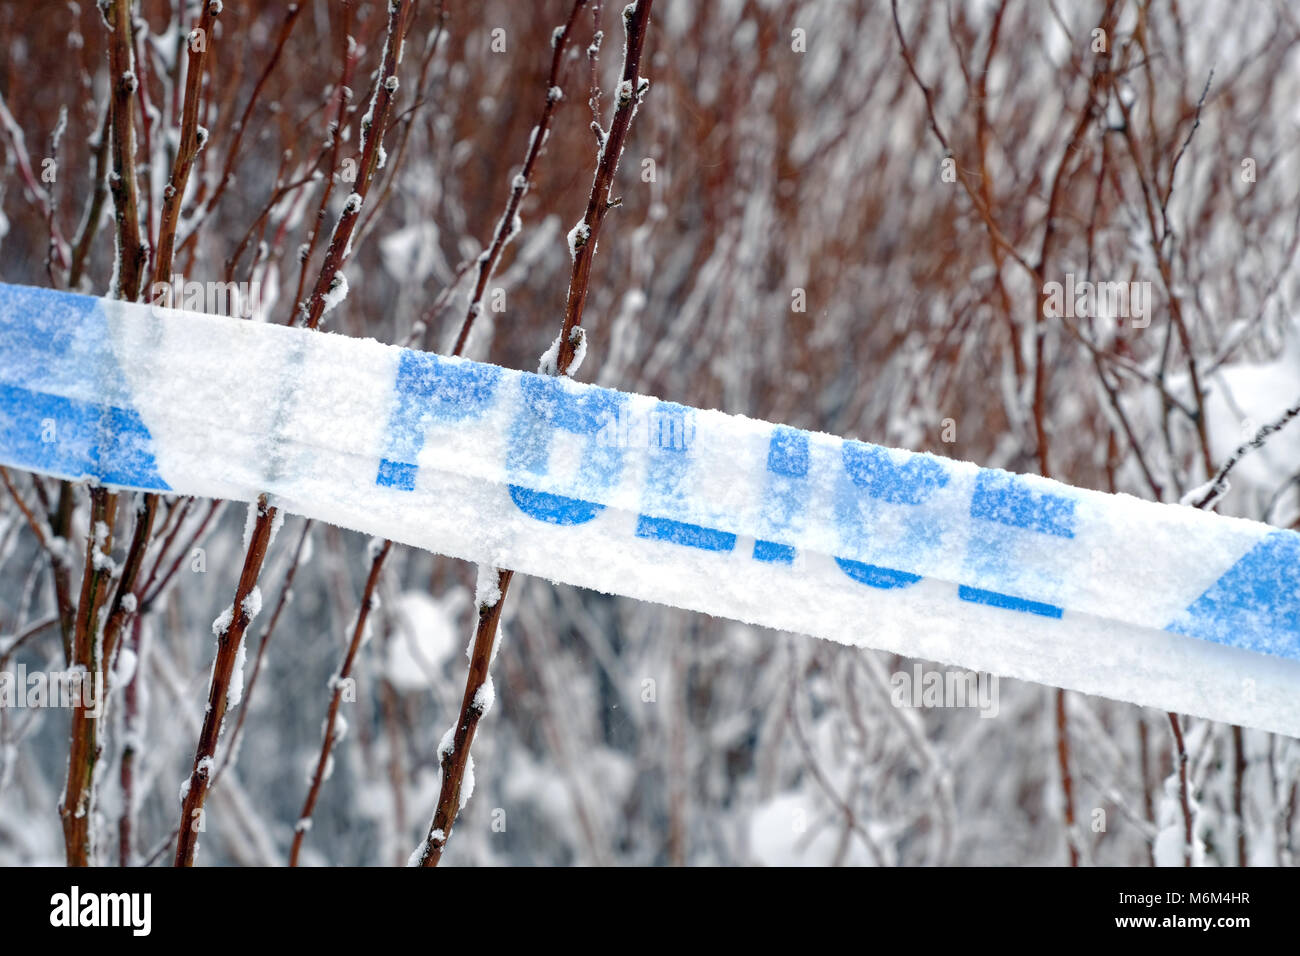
[
  {"xmin": 417, "ymin": 0, "xmax": 656, "ymax": 867},
  {"xmin": 1168, "ymin": 712, "xmax": 1195, "ymax": 866},
  {"xmin": 174, "ymin": 495, "xmax": 276, "ymax": 866},
  {"xmin": 452, "ymin": 0, "xmax": 591, "ymax": 355},
  {"xmin": 1187, "ymin": 397, "xmax": 1300, "ymax": 509},
  {"xmin": 289, "ymin": 539, "xmax": 391, "ymax": 865}
]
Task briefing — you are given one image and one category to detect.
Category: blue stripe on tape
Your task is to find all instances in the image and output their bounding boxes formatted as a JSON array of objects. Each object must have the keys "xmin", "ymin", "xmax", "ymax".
[
  {"xmin": 636, "ymin": 515, "xmax": 737, "ymax": 551},
  {"xmin": 958, "ymin": 584, "xmax": 1064, "ymax": 618},
  {"xmin": 834, "ymin": 557, "xmax": 922, "ymax": 589},
  {"xmin": 1168, "ymin": 531, "xmax": 1300, "ymax": 658},
  {"xmin": 0, "ymin": 383, "xmax": 169, "ymax": 489},
  {"xmin": 753, "ymin": 540, "xmax": 797, "ymax": 563},
  {"xmin": 0, "ymin": 285, "xmax": 169, "ymax": 489}
]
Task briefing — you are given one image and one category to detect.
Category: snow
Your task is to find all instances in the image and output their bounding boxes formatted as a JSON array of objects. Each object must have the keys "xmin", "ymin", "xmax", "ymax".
[
  {"xmin": 566, "ymin": 327, "xmax": 587, "ymax": 375},
  {"xmin": 3, "ymin": 283, "xmax": 1300, "ymax": 736},
  {"xmin": 227, "ymin": 630, "xmax": 248, "ymax": 708},
  {"xmin": 536, "ymin": 336, "xmax": 561, "ymax": 377},
  {"xmin": 379, "ymin": 222, "xmax": 450, "ymax": 285},
  {"xmin": 475, "ymin": 565, "xmax": 501, "ymax": 609},
  {"xmin": 566, "ymin": 221, "xmax": 590, "ymax": 259},
  {"xmin": 471, "ymin": 676, "xmax": 495, "ymax": 715},
  {"xmin": 1199, "ymin": 335, "xmax": 1300, "ymax": 514},
  {"xmin": 241, "ymin": 501, "xmax": 259, "ymax": 549},
  {"xmin": 321, "ymin": 273, "xmax": 349, "ymax": 317},
  {"xmin": 211, "ymin": 606, "xmax": 233, "ymax": 639},
  {"xmin": 114, "ymin": 646, "xmax": 138, "ymax": 687},
  {"xmin": 385, "ymin": 588, "xmax": 465, "ymax": 691},
  {"xmin": 241, "ymin": 585, "xmax": 263, "ymax": 621},
  {"xmin": 461, "ymin": 755, "xmax": 475, "ymax": 809},
  {"xmin": 1153, "ymin": 773, "xmax": 1204, "ymax": 867},
  {"xmin": 536, "ymin": 327, "xmax": 586, "ymax": 377},
  {"xmin": 437, "ymin": 726, "xmax": 456, "ymax": 761}
]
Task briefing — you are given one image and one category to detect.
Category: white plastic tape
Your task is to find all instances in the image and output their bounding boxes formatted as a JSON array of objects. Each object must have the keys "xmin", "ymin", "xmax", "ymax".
[{"xmin": 2, "ymin": 282, "xmax": 1298, "ymax": 734}]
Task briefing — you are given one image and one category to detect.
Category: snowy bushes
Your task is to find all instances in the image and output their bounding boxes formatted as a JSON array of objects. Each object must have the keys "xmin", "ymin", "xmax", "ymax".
[{"xmin": 0, "ymin": 0, "xmax": 1298, "ymax": 866}]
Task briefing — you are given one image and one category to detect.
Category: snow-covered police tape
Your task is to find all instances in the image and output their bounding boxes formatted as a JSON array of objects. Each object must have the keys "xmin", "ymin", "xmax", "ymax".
[{"xmin": 2, "ymin": 282, "xmax": 1298, "ymax": 735}]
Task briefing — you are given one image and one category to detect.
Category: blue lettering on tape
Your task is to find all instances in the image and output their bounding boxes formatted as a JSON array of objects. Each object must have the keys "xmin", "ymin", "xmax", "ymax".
[
  {"xmin": 753, "ymin": 540, "xmax": 797, "ymax": 564},
  {"xmin": 636, "ymin": 402, "xmax": 736, "ymax": 551},
  {"xmin": 507, "ymin": 374, "xmax": 625, "ymax": 525},
  {"xmin": 834, "ymin": 558, "xmax": 922, "ymax": 589},
  {"xmin": 833, "ymin": 442, "xmax": 948, "ymax": 588},
  {"xmin": 636, "ymin": 515, "xmax": 737, "ymax": 551},
  {"xmin": 377, "ymin": 350, "xmax": 501, "ymax": 490},
  {"xmin": 970, "ymin": 469, "xmax": 1076, "ymax": 538},
  {"xmin": 841, "ymin": 442, "xmax": 949, "ymax": 505},
  {"xmin": 962, "ymin": 469, "xmax": 1077, "ymax": 617},
  {"xmin": 753, "ymin": 426, "xmax": 809, "ymax": 563},
  {"xmin": 0, "ymin": 384, "xmax": 170, "ymax": 489}
]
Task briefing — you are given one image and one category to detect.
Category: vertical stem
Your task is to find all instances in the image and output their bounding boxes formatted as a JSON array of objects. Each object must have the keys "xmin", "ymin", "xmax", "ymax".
[
  {"xmin": 416, "ymin": 569, "xmax": 513, "ymax": 867},
  {"xmin": 118, "ymin": 614, "xmax": 144, "ymax": 865},
  {"xmin": 1138, "ymin": 715, "xmax": 1156, "ymax": 866},
  {"xmin": 1232, "ymin": 724, "xmax": 1247, "ymax": 866},
  {"xmin": 106, "ymin": 0, "xmax": 147, "ymax": 302},
  {"xmin": 60, "ymin": 486, "xmax": 117, "ymax": 865},
  {"xmin": 289, "ymin": 540, "xmax": 392, "ymax": 865},
  {"xmin": 1055, "ymin": 687, "xmax": 1079, "ymax": 866},
  {"xmin": 1168, "ymin": 711, "xmax": 1194, "ymax": 867},
  {"xmin": 417, "ymin": 0, "xmax": 655, "ymax": 867},
  {"xmin": 174, "ymin": 495, "xmax": 275, "ymax": 866}
]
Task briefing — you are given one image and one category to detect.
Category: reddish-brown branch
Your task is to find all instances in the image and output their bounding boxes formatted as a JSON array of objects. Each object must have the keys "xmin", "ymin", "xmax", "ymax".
[
  {"xmin": 288, "ymin": 20, "xmax": 358, "ymax": 320},
  {"xmin": 1168, "ymin": 712, "xmax": 1195, "ymax": 866},
  {"xmin": 416, "ymin": 568, "xmax": 513, "ymax": 867},
  {"xmin": 452, "ymin": 0, "xmax": 592, "ymax": 355},
  {"xmin": 60, "ymin": 486, "xmax": 117, "ymax": 866},
  {"xmin": 68, "ymin": 100, "xmax": 113, "ymax": 289},
  {"xmin": 174, "ymin": 495, "xmax": 276, "ymax": 866},
  {"xmin": 418, "ymin": 0, "xmax": 655, "ymax": 868},
  {"xmin": 554, "ymin": 0, "xmax": 655, "ymax": 373},
  {"xmin": 100, "ymin": 494, "xmax": 158, "ymax": 674},
  {"xmin": 214, "ymin": 519, "xmax": 313, "ymax": 789},
  {"xmin": 150, "ymin": 0, "xmax": 222, "ymax": 294},
  {"xmin": 289, "ymin": 538, "xmax": 391, "ymax": 866},
  {"xmin": 105, "ymin": 0, "xmax": 146, "ymax": 302},
  {"xmin": 179, "ymin": 2, "xmax": 303, "ymax": 251},
  {"xmin": 300, "ymin": 0, "xmax": 413, "ymax": 331},
  {"xmin": 1055, "ymin": 687, "xmax": 1079, "ymax": 866},
  {"xmin": 139, "ymin": 498, "xmax": 223, "ymax": 613},
  {"xmin": 118, "ymin": 614, "xmax": 144, "ymax": 865}
]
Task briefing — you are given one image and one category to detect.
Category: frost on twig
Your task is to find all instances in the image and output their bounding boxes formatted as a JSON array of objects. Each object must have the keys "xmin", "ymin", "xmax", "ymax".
[
  {"xmin": 1185, "ymin": 398, "xmax": 1300, "ymax": 510},
  {"xmin": 538, "ymin": 326, "xmax": 587, "ymax": 377}
]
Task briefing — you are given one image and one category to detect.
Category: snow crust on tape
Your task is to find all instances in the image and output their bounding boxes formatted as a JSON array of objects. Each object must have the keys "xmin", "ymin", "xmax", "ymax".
[{"xmin": 2, "ymin": 282, "xmax": 1299, "ymax": 735}]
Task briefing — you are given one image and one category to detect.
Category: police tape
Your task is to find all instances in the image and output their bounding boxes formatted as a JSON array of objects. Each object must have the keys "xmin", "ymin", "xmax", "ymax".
[{"xmin": 2, "ymin": 282, "xmax": 1298, "ymax": 735}]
